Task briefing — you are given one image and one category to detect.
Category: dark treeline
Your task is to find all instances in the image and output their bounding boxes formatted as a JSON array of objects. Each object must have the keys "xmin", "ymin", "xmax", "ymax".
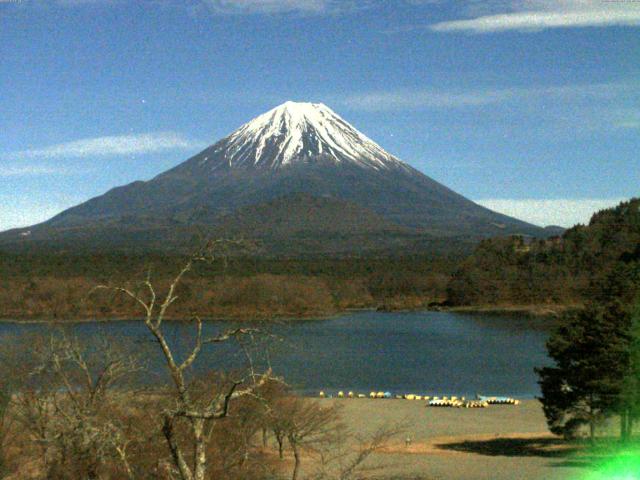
[
  {"xmin": 447, "ymin": 198, "xmax": 640, "ymax": 309},
  {"xmin": 0, "ymin": 252, "xmax": 459, "ymax": 320},
  {"xmin": 2, "ymin": 198, "xmax": 638, "ymax": 320}
]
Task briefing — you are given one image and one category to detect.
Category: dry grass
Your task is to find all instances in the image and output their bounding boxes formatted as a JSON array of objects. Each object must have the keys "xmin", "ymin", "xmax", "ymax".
[
  {"xmin": 3, "ymin": 393, "xmax": 614, "ymax": 480},
  {"xmin": 0, "ymin": 266, "xmax": 452, "ymax": 321},
  {"xmin": 0, "ymin": 275, "xmax": 341, "ymax": 321}
]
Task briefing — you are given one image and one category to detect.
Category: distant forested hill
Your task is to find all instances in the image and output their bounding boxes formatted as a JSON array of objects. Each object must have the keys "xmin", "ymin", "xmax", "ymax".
[
  {"xmin": 2, "ymin": 198, "xmax": 637, "ymax": 320},
  {"xmin": 446, "ymin": 198, "xmax": 640, "ymax": 308},
  {"xmin": 0, "ymin": 252, "xmax": 460, "ymax": 320}
]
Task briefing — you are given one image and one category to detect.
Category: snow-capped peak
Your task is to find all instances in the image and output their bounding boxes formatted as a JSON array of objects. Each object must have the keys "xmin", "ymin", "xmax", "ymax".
[{"xmin": 208, "ymin": 101, "xmax": 408, "ymax": 170}]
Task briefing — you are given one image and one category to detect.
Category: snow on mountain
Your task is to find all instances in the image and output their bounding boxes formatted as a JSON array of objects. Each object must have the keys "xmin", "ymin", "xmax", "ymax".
[
  {"xmin": 202, "ymin": 101, "xmax": 408, "ymax": 171},
  {"xmin": 1, "ymin": 100, "xmax": 548, "ymax": 252}
]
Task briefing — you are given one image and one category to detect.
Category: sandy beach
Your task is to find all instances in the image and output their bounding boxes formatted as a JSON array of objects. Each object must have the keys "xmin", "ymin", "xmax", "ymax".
[{"xmin": 317, "ymin": 398, "xmax": 587, "ymax": 480}]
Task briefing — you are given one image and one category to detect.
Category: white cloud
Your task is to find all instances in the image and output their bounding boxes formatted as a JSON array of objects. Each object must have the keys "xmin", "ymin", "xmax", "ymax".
[
  {"xmin": 14, "ymin": 0, "xmax": 360, "ymax": 15},
  {"xmin": 612, "ymin": 109, "xmax": 640, "ymax": 129},
  {"xmin": 54, "ymin": 0, "xmax": 119, "ymax": 5},
  {"xmin": 430, "ymin": 1, "xmax": 640, "ymax": 33},
  {"xmin": 617, "ymin": 120, "xmax": 640, "ymax": 129},
  {"xmin": 0, "ymin": 166, "xmax": 72, "ymax": 177},
  {"xmin": 202, "ymin": 0, "xmax": 350, "ymax": 14},
  {"xmin": 341, "ymin": 81, "xmax": 637, "ymax": 111},
  {"xmin": 342, "ymin": 89, "xmax": 514, "ymax": 110},
  {"xmin": 476, "ymin": 198, "xmax": 627, "ymax": 227},
  {"xmin": 2, "ymin": 132, "xmax": 205, "ymax": 161}
]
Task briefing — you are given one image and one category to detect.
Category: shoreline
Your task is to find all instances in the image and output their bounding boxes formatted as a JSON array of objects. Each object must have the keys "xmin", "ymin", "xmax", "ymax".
[
  {"xmin": 440, "ymin": 304, "xmax": 580, "ymax": 318},
  {"xmin": 0, "ymin": 304, "xmax": 573, "ymax": 324},
  {"xmin": 0, "ymin": 308, "xmax": 366, "ymax": 325}
]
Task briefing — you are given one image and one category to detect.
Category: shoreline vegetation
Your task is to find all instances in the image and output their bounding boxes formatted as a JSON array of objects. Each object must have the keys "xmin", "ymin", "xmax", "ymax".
[
  {"xmin": 0, "ymin": 261, "xmax": 574, "ymax": 321},
  {"xmin": 0, "ymin": 302, "xmax": 575, "ymax": 323},
  {"xmin": 0, "ymin": 252, "xmax": 590, "ymax": 323},
  {"xmin": 1, "ymin": 198, "xmax": 636, "ymax": 323},
  {"xmin": 0, "ymin": 253, "xmax": 456, "ymax": 322}
]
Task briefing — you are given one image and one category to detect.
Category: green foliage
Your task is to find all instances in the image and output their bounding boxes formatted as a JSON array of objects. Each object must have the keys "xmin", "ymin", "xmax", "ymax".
[
  {"xmin": 536, "ymin": 305, "xmax": 631, "ymax": 440},
  {"xmin": 448, "ymin": 198, "xmax": 640, "ymax": 307},
  {"xmin": 621, "ymin": 300, "xmax": 640, "ymax": 435},
  {"xmin": 535, "ymin": 200, "xmax": 640, "ymax": 440}
]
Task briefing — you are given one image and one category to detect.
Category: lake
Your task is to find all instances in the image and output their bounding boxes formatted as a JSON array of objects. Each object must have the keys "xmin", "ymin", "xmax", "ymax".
[{"xmin": 0, "ymin": 311, "xmax": 554, "ymax": 398}]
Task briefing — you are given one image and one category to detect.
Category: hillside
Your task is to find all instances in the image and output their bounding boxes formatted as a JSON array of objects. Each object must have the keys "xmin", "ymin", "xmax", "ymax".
[{"xmin": 445, "ymin": 198, "xmax": 640, "ymax": 308}]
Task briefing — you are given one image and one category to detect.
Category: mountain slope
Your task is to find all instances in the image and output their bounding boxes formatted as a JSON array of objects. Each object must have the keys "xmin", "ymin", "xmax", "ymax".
[{"xmin": 1, "ymin": 102, "xmax": 545, "ymax": 253}]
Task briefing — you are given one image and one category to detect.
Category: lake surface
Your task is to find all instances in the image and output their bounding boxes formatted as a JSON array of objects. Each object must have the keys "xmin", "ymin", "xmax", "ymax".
[{"xmin": 0, "ymin": 311, "xmax": 554, "ymax": 398}]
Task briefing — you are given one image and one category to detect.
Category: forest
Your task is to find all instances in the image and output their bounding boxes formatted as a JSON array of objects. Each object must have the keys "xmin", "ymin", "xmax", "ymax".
[
  {"xmin": 446, "ymin": 198, "xmax": 640, "ymax": 310},
  {"xmin": 0, "ymin": 198, "xmax": 638, "ymax": 321},
  {"xmin": 0, "ymin": 252, "xmax": 456, "ymax": 320}
]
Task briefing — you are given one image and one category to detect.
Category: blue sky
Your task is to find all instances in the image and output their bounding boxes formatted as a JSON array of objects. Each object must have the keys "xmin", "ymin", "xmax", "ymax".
[{"xmin": 1, "ymin": 0, "xmax": 639, "ymax": 230}]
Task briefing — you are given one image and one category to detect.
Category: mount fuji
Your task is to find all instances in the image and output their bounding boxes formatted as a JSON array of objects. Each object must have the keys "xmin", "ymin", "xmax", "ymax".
[{"xmin": 2, "ymin": 102, "xmax": 545, "ymax": 254}]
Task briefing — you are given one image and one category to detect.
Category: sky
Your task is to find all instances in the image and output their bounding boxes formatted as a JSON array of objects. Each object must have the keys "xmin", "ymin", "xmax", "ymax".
[{"xmin": 1, "ymin": 0, "xmax": 638, "ymax": 231}]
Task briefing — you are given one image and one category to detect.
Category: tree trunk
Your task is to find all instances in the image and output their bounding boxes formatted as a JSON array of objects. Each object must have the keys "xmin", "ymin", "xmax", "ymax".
[
  {"xmin": 262, "ymin": 427, "xmax": 268, "ymax": 448},
  {"xmin": 277, "ymin": 435, "xmax": 284, "ymax": 459},
  {"xmin": 291, "ymin": 442, "xmax": 301, "ymax": 480},
  {"xmin": 589, "ymin": 396, "xmax": 596, "ymax": 443},
  {"xmin": 193, "ymin": 419, "xmax": 208, "ymax": 480},
  {"xmin": 163, "ymin": 416, "xmax": 194, "ymax": 480},
  {"xmin": 621, "ymin": 409, "xmax": 629, "ymax": 442}
]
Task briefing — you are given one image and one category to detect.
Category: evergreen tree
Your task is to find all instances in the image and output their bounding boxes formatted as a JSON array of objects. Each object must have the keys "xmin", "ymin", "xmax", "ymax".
[
  {"xmin": 536, "ymin": 304, "xmax": 630, "ymax": 440},
  {"xmin": 537, "ymin": 256, "xmax": 640, "ymax": 442},
  {"xmin": 620, "ymin": 300, "xmax": 640, "ymax": 441}
]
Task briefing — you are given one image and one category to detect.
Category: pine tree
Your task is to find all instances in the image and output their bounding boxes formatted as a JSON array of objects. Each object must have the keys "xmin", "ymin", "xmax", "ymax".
[
  {"xmin": 536, "ymin": 305, "xmax": 629, "ymax": 441},
  {"xmin": 537, "ymin": 255, "xmax": 640, "ymax": 442},
  {"xmin": 620, "ymin": 300, "xmax": 640, "ymax": 441}
]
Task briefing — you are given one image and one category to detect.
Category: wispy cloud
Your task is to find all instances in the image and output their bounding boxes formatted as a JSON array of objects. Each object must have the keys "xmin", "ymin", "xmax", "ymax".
[
  {"xmin": 341, "ymin": 80, "xmax": 637, "ymax": 111},
  {"xmin": 612, "ymin": 109, "xmax": 640, "ymax": 129},
  {"xmin": 476, "ymin": 198, "xmax": 627, "ymax": 227},
  {"xmin": 54, "ymin": 0, "xmax": 120, "ymax": 5},
  {"xmin": 10, "ymin": 0, "xmax": 363, "ymax": 15},
  {"xmin": 429, "ymin": 1, "xmax": 640, "ymax": 33},
  {"xmin": 0, "ymin": 166, "xmax": 73, "ymax": 177},
  {"xmin": 200, "ymin": 0, "xmax": 357, "ymax": 14},
  {"xmin": 617, "ymin": 120, "xmax": 640, "ymax": 129},
  {"xmin": 342, "ymin": 89, "xmax": 513, "ymax": 110},
  {"xmin": 2, "ymin": 132, "xmax": 205, "ymax": 161}
]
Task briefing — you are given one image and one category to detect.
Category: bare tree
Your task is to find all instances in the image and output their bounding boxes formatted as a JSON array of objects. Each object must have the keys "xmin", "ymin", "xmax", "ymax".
[
  {"xmin": 0, "ymin": 358, "xmax": 12, "ymax": 477},
  {"xmin": 1, "ymin": 239, "xmax": 400, "ymax": 480},
  {"xmin": 338, "ymin": 424, "xmax": 404, "ymax": 480},
  {"xmin": 261, "ymin": 394, "xmax": 402, "ymax": 480},
  {"xmin": 99, "ymin": 241, "xmax": 274, "ymax": 480},
  {"xmin": 310, "ymin": 421, "xmax": 405, "ymax": 480},
  {"xmin": 3, "ymin": 331, "xmax": 143, "ymax": 479},
  {"xmin": 280, "ymin": 398, "xmax": 341, "ymax": 480}
]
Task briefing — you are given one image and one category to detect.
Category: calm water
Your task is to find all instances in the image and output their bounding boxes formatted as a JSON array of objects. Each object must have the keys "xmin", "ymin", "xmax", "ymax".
[{"xmin": 0, "ymin": 311, "xmax": 553, "ymax": 398}]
